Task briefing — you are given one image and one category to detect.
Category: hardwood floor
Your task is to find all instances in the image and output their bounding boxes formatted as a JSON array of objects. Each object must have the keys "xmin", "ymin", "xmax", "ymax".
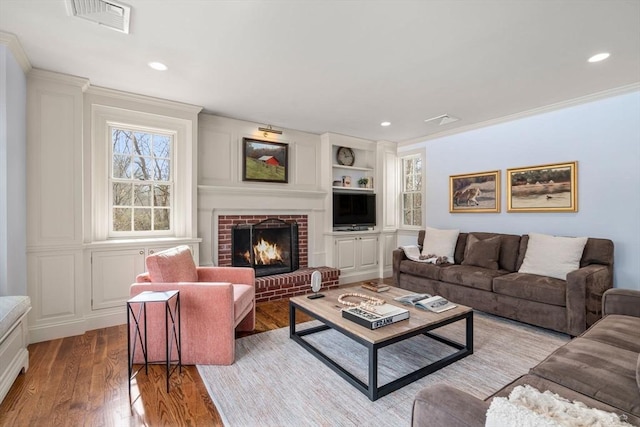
[{"xmin": 0, "ymin": 279, "xmax": 393, "ymax": 426}]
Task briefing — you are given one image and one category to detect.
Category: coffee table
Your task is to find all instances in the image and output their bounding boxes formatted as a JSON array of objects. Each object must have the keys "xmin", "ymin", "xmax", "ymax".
[{"xmin": 289, "ymin": 285, "xmax": 473, "ymax": 401}]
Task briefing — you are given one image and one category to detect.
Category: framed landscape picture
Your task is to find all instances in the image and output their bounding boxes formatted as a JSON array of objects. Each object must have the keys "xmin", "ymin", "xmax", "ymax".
[
  {"xmin": 242, "ymin": 138, "xmax": 289, "ymax": 183},
  {"xmin": 449, "ymin": 170, "xmax": 500, "ymax": 213},
  {"xmin": 507, "ymin": 161, "xmax": 578, "ymax": 212}
]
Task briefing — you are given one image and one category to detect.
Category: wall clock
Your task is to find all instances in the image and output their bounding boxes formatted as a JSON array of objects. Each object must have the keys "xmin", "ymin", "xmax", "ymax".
[{"xmin": 336, "ymin": 146, "xmax": 355, "ymax": 166}]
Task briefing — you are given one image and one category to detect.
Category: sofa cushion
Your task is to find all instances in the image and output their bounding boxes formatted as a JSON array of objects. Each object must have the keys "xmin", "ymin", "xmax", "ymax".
[
  {"xmin": 518, "ymin": 233, "xmax": 588, "ymax": 280},
  {"xmin": 461, "ymin": 234, "xmax": 500, "ymax": 270},
  {"xmin": 464, "ymin": 232, "xmax": 521, "ymax": 272},
  {"xmin": 581, "ymin": 314, "xmax": 640, "ymax": 353},
  {"xmin": 145, "ymin": 245, "xmax": 198, "ymax": 283},
  {"xmin": 492, "ymin": 273, "xmax": 566, "ymax": 307},
  {"xmin": 530, "ymin": 337, "xmax": 640, "ymax": 416},
  {"xmin": 421, "ymin": 227, "xmax": 459, "ymax": 264},
  {"xmin": 399, "ymin": 259, "xmax": 445, "ymax": 281},
  {"xmin": 439, "ymin": 265, "xmax": 507, "ymax": 291},
  {"xmin": 0, "ymin": 296, "xmax": 31, "ymax": 339}
]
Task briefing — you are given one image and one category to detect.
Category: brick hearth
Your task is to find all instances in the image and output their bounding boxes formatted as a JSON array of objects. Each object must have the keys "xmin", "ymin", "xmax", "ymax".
[
  {"xmin": 254, "ymin": 266, "xmax": 340, "ymax": 302},
  {"xmin": 217, "ymin": 214, "xmax": 339, "ymax": 302}
]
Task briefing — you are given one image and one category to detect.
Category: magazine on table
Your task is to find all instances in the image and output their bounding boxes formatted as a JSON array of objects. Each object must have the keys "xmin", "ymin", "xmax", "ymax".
[
  {"xmin": 342, "ymin": 303, "xmax": 409, "ymax": 329},
  {"xmin": 393, "ymin": 293, "xmax": 432, "ymax": 305},
  {"xmin": 394, "ymin": 294, "xmax": 457, "ymax": 313}
]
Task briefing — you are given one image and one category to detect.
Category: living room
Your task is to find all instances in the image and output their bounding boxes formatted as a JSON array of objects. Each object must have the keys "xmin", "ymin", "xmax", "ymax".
[{"xmin": 1, "ymin": 1, "xmax": 639, "ymax": 426}]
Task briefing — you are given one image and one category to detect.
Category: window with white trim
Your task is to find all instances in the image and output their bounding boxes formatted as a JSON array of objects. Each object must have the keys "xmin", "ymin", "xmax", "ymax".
[
  {"xmin": 401, "ymin": 154, "xmax": 423, "ymax": 227},
  {"xmin": 110, "ymin": 126, "xmax": 174, "ymax": 235}
]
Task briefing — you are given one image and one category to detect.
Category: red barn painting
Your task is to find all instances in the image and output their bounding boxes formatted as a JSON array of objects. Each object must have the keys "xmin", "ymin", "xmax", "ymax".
[{"xmin": 259, "ymin": 155, "xmax": 280, "ymax": 166}]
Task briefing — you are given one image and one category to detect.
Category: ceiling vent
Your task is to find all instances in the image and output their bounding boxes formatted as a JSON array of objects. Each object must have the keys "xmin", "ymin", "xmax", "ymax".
[
  {"xmin": 66, "ymin": 0, "xmax": 131, "ymax": 34},
  {"xmin": 424, "ymin": 114, "xmax": 460, "ymax": 126}
]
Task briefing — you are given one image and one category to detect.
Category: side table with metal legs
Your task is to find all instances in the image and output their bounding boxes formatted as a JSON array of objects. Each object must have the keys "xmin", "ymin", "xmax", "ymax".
[{"xmin": 127, "ymin": 290, "xmax": 181, "ymax": 404}]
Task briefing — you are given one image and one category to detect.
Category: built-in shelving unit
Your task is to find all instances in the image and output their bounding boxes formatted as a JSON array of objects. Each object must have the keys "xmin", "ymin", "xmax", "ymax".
[{"xmin": 331, "ymin": 145, "xmax": 375, "ymax": 192}]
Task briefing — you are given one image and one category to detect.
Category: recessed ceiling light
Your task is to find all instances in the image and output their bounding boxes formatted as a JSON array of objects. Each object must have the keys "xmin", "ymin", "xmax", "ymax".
[
  {"xmin": 380, "ymin": 121, "xmax": 391, "ymax": 127},
  {"xmin": 148, "ymin": 61, "xmax": 168, "ymax": 71},
  {"xmin": 588, "ymin": 53, "xmax": 610, "ymax": 63}
]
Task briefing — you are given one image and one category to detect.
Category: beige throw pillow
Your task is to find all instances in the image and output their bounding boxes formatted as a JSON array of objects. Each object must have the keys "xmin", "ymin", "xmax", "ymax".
[
  {"xmin": 421, "ymin": 227, "xmax": 459, "ymax": 264},
  {"xmin": 518, "ymin": 233, "xmax": 588, "ymax": 280},
  {"xmin": 462, "ymin": 234, "xmax": 501, "ymax": 270}
]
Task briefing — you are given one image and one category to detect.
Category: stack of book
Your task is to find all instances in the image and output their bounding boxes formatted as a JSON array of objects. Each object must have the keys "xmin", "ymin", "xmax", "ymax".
[
  {"xmin": 360, "ymin": 282, "xmax": 390, "ymax": 292},
  {"xmin": 342, "ymin": 303, "xmax": 409, "ymax": 329}
]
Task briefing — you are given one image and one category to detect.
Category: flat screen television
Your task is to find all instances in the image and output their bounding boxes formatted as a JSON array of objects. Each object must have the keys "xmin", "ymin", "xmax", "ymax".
[{"xmin": 333, "ymin": 193, "xmax": 376, "ymax": 229}]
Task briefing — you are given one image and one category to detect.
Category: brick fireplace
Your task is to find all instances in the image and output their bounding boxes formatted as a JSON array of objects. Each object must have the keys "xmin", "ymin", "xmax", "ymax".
[{"xmin": 217, "ymin": 214, "xmax": 339, "ymax": 302}]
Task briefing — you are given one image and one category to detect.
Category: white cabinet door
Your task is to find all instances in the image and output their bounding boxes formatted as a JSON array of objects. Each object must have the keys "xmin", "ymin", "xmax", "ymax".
[
  {"xmin": 358, "ymin": 235, "xmax": 378, "ymax": 270},
  {"xmin": 91, "ymin": 249, "xmax": 145, "ymax": 310},
  {"xmin": 333, "ymin": 234, "xmax": 378, "ymax": 280},
  {"xmin": 335, "ymin": 237, "xmax": 357, "ymax": 274}
]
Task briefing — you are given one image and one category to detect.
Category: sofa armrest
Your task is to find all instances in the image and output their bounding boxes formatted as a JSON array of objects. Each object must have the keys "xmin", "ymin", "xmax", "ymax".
[
  {"xmin": 392, "ymin": 248, "xmax": 407, "ymax": 284},
  {"xmin": 197, "ymin": 266, "xmax": 255, "ymax": 286},
  {"xmin": 603, "ymin": 288, "xmax": 640, "ymax": 317},
  {"xmin": 565, "ymin": 264, "xmax": 612, "ymax": 336},
  {"xmin": 412, "ymin": 384, "xmax": 488, "ymax": 427}
]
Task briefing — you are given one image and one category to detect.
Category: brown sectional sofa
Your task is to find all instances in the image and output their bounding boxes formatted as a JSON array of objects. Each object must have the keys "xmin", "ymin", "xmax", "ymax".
[
  {"xmin": 392, "ymin": 231, "xmax": 614, "ymax": 336},
  {"xmin": 411, "ymin": 288, "xmax": 640, "ymax": 426}
]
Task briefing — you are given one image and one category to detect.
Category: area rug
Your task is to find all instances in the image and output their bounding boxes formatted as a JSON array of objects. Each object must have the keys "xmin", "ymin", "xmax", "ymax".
[{"xmin": 197, "ymin": 312, "xmax": 569, "ymax": 427}]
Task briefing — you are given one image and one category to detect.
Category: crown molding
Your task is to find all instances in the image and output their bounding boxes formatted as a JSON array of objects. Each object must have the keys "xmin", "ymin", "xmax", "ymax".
[
  {"xmin": 28, "ymin": 68, "xmax": 90, "ymax": 91},
  {"xmin": 87, "ymin": 85, "xmax": 203, "ymax": 115},
  {"xmin": 399, "ymin": 83, "xmax": 640, "ymax": 147},
  {"xmin": 0, "ymin": 31, "xmax": 32, "ymax": 73}
]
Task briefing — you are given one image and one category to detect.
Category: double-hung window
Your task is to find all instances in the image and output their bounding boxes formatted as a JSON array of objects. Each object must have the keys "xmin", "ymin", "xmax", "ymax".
[
  {"xmin": 401, "ymin": 154, "xmax": 423, "ymax": 227},
  {"xmin": 110, "ymin": 126, "xmax": 173, "ymax": 235}
]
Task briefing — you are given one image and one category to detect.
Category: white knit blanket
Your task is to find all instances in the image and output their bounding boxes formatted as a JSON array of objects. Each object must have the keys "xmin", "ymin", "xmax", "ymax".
[
  {"xmin": 486, "ymin": 385, "xmax": 633, "ymax": 427},
  {"xmin": 400, "ymin": 245, "xmax": 442, "ymax": 264}
]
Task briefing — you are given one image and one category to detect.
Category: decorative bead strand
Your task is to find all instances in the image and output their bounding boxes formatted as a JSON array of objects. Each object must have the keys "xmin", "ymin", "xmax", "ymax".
[{"xmin": 337, "ymin": 292, "xmax": 385, "ymax": 307}]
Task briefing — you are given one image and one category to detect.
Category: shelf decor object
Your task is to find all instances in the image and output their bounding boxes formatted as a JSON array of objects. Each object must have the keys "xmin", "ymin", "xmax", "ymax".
[
  {"xmin": 242, "ymin": 138, "xmax": 289, "ymax": 183},
  {"xmin": 449, "ymin": 170, "xmax": 501, "ymax": 213},
  {"xmin": 336, "ymin": 146, "xmax": 355, "ymax": 166},
  {"xmin": 507, "ymin": 161, "xmax": 578, "ymax": 212}
]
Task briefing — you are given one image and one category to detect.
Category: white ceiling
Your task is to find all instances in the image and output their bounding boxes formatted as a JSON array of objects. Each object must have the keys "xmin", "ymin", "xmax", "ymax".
[{"xmin": 1, "ymin": 0, "xmax": 639, "ymax": 143}]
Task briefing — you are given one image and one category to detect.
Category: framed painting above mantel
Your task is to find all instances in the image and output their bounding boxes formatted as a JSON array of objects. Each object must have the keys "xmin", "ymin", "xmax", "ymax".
[{"xmin": 242, "ymin": 138, "xmax": 289, "ymax": 183}]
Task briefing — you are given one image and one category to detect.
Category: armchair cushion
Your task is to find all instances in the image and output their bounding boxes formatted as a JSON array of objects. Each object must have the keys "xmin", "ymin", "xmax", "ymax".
[{"xmin": 145, "ymin": 245, "xmax": 198, "ymax": 283}]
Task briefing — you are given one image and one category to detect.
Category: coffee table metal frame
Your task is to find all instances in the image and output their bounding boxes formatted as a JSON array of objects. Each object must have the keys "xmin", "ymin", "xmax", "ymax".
[{"xmin": 289, "ymin": 299, "xmax": 473, "ymax": 401}]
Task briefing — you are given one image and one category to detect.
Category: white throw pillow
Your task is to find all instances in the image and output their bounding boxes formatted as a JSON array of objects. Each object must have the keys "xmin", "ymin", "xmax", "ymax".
[
  {"xmin": 486, "ymin": 385, "xmax": 633, "ymax": 427},
  {"xmin": 421, "ymin": 227, "xmax": 459, "ymax": 264},
  {"xmin": 518, "ymin": 233, "xmax": 588, "ymax": 280}
]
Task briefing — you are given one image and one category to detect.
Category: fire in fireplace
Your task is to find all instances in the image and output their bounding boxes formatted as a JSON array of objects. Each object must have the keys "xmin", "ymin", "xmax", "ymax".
[{"xmin": 231, "ymin": 218, "xmax": 299, "ymax": 277}]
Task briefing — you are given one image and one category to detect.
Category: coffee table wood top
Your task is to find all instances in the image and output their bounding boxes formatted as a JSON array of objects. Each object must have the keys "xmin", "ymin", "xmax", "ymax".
[{"xmin": 290, "ymin": 285, "xmax": 472, "ymax": 344}]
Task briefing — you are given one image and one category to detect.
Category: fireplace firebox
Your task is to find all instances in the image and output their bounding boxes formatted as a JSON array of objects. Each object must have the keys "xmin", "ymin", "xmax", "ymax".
[{"xmin": 231, "ymin": 218, "xmax": 299, "ymax": 277}]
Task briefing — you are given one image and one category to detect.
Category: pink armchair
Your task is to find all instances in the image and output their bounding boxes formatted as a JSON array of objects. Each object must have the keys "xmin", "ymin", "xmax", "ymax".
[{"xmin": 129, "ymin": 246, "xmax": 255, "ymax": 365}]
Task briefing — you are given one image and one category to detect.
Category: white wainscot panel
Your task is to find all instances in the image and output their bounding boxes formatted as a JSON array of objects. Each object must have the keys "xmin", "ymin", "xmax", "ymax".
[
  {"xmin": 37, "ymin": 93, "xmax": 78, "ymax": 242},
  {"xmin": 35, "ymin": 253, "xmax": 77, "ymax": 318},
  {"xmin": 383, "ymin": 151, "xmax": 397, "ymax": 229},
  {"xmin": 199, "ymin": 128, "xmax": 232, "ymax": 183},
  {"xmin": 294, "ymin": 143, "xmax": 318, "ymax": 186},
  {"xmin": 383, "ymin": 233, "xmax": 396, "ymax": 269}
]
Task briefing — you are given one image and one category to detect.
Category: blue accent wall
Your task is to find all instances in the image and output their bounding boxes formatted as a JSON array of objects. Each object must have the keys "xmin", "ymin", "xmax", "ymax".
[
  {"xmin": 0, "ymin": 45, "xmax": 28, "ymax": 296},
  {"xmin": 404, "ymin": 90, "xmax": 640, "ymax": 290}
]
